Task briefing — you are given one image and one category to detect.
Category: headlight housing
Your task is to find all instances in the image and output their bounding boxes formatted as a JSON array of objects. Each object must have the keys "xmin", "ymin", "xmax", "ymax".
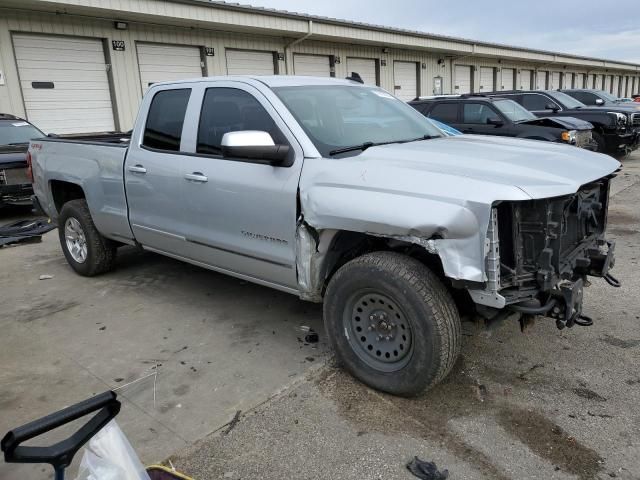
[
  {"xmin": 609, "ymin": 112, "xmax": 627, "ymax": 127},
  {"xmin": 561, "ymin": 130, "xmax": 577, "ymax": 143}
]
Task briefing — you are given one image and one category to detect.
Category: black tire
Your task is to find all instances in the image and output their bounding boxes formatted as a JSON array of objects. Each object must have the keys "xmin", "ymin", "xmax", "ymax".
[
  {"xmin": 592, "ymin": 132, "xmax": 607, "ymax": 153},
  {"xmin": 323, "ymin": 252, "xmax": 461, "ymax": 396},
  {"xmin": 58, "ymin": 199, "xmax": 116, "ymax": 276}
]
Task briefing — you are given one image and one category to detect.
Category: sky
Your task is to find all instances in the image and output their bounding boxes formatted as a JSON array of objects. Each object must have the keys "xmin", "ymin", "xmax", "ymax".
[{"xmin": 243, "ymin": 0, "xmax": 640, "ymax": 64}]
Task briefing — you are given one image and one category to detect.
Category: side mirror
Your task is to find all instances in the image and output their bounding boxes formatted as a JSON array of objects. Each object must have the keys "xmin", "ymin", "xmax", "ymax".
[
  {"xmin": 486, "ymin": 117, "xmax": 504, "ymax": 126},
  {"xmin": 221, "ymin": 131, "xmax": 291, "ymax": 166},
  {"xmin": 545, "ymin": 103, "xmax": 560, "ymax": 112},
  {"xmin": 595, "ymin": 98, "xmax": 605, "ymax": 106}
]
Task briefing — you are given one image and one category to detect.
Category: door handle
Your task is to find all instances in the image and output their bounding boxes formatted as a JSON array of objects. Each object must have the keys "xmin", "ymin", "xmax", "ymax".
[
  {"xmin": 184, "ymin": 172, "xmax": 208, "ymax": 183},
  {"xmin": 128, "ymin": 165, "xmax": 147, "ymax": 174}
]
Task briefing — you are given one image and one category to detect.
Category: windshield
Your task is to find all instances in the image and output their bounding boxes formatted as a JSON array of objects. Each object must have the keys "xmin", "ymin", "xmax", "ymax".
[
  {"xmin": 595, "ymin": 90, "xmax": 619, "ymax": 102},
  {"xmin": 546, "ymin": 91, "xmax": 586, "ymax": 109},
  {"xmin": 493, "ymin": 99, "xmax": 536, "ymax": 122},
  {"xmin": 274, "ymin": 85, "xmax": 443, "ymax": 157},
  {"xmin": 0, "ymin": 121, "xmax": 44, "ymax": 145}
]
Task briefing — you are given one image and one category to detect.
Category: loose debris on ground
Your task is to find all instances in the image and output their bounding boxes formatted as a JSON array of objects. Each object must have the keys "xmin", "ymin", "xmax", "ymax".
[
  {"xmin": 406, "ymin": 457, "xmax": 449, "ymax": 480},
  {"xmin": 0, "ymin": 217, "xmax": 56, "ymax": 247}
]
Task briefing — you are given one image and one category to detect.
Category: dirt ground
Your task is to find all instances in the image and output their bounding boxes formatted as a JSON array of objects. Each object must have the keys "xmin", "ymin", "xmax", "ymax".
[{"xmin": 1, "ymin": 151, "xmax": 639, "ymax": 480}]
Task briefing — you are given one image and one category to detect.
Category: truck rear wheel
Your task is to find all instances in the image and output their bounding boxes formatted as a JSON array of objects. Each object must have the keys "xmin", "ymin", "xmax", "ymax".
[
  {"xmin": 323, "ymin": 252, "xmax": 461, "ymax": 396},
  {"xmin": 58, "ymin": 199, "xmax": 116, "ymax": 276}
]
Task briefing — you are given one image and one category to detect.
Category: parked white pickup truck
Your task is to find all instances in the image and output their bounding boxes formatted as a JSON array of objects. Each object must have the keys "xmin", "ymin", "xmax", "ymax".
[{"xmin": 30, "ymin": 76, "xmax": 621, "ymax": 396}]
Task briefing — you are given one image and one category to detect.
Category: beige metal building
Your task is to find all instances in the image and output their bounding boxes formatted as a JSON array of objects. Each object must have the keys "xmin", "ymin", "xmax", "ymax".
[{"xmin": 1, "ymin": 0, "xmax": 639, "ymax": 134}]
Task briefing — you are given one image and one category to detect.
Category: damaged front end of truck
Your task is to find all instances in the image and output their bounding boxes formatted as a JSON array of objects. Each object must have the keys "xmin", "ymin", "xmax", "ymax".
[{"xmin": 472, "ymin": 175, "xmax": 620, "ymax": 330}]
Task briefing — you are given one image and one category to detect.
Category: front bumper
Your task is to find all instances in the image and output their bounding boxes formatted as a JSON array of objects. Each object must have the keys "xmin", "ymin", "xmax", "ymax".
[{"xmin": 605, "ymin": 128, "xmax": 640, "ymax": 153}]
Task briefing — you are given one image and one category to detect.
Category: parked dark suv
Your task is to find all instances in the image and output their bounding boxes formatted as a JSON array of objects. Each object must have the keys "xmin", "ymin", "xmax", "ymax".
[
  {"xmin": 484, "ymin": 90, "xmax": 640, "ymax": 155},
  {"xmin": 409, "ymin": 95, "xmax": 595, "ymax": 148},
  {"xmin": 0, "ymin": 114, "xmax": 44, "ymax": 208},
  {"xmin": 561, "ymin": 89, "xmax": 640, "ymax": 110}
]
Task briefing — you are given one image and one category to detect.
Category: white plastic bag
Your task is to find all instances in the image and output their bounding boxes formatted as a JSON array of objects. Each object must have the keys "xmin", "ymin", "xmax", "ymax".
[{"xmin": 75, "ymin": 420, "xmax": 151, "ymax": 480}]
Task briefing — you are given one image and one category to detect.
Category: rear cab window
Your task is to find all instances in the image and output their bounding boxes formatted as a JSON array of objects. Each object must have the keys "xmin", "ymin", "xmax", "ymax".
[{"xmin": 143, "ymin": 89, "xmax": 191, "ymax": 151}]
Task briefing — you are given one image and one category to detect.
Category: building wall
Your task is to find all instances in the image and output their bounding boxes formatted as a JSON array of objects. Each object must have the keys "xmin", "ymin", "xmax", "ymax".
[{"xmin": 0, "ymin": 7, "xmax": 639, "ymax": 131}]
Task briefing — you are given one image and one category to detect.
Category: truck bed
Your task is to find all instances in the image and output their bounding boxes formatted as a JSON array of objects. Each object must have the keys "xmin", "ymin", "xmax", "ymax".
[{"xmin": 30, "ymin": 133, "xmax": 134, "ymax": 243}]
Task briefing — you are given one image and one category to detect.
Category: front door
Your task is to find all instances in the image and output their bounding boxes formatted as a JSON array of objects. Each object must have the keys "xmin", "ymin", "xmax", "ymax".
[
  {"xmin": 125, "ymin": 87, "xmax": 192, "ymax": 253},
  {"xmin": 457, "ymin": 102, "xmax": 513, "ymax": 136},
  {"xmin": 177, "ymin": 82, "xmax": 303, "ymax": 290}
]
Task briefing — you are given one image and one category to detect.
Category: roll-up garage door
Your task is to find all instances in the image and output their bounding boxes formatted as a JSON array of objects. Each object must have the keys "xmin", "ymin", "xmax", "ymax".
[
  {"xmin": 137, "ymin": 43, "xmax": 203, "ymax": 93},
  {"xmin": 12, "ymin": 33, "xmax": 115, "ymax": 134},
  {"xmin": 226, "ymin": 49, "xmax": 275, "ymax": 75},
  {"xmin": 536, "ymin": 71, "xmax": 548, "ymax": 90},
  {"xmin": 454, "ymin": 65, "xmax": 472, "ymax": 94},
  {"xmin": 611, "ymin": 76, "xmax": 619, "ymax": 96},
  {"xmin": 393, "ymin": 61, "xmax": 418, "ymax": 101},
  {"xmin": 293, "ymin": 54, "xmax": 331, "ymax": 77},
  {"xmin": 520, "ymin": 70, "xmax": 532, "ymax": 90},
  {"xmin": 478, "ymin": 67, "xmax": 494, "ymax": 92},
  {"xmin": 550, "ymin": 72, "xmax": 561, "ymax": 90},
  {"xmin": 576, "ymin": 73, "xmax": 585, "ymax": 89},
  {"xmin": 346, "ymin": 58, "xmax": 377, "ymax": 85},
  {"xmin": 595, "ymin": 75, "xmax": 603, "ymax": 90},
  {"xmin": 501, "ymin": 68, "xmax": 514, "ymax": 90},
  {"xmin": 564, "ymin": 73, "xmax": 573, "ymax": 89},
  {"xmin": 604, "ymin": 75, "xmax": 612, "ymax": 93}
]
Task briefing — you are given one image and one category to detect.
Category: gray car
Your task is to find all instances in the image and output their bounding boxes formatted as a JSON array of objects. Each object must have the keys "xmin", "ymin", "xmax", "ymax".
[{"xmin": 30, "ymin": 76, "xmax": 621, "ymax": 395}]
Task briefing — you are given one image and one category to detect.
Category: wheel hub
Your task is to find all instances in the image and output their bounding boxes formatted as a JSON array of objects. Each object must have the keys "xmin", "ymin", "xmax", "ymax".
[
  {"xmin": 64, "ymin": 217, "xmax": 88, "ymax": 264},
  {"xmin": 345, "ymin": 291, "xmax": 413, "ymax": 371}
]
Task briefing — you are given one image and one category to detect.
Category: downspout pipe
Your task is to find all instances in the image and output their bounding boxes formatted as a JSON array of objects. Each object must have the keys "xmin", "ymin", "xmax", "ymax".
[{"xmin": 285, "ymin": 20, "xmax": 313, "ymax": 74}]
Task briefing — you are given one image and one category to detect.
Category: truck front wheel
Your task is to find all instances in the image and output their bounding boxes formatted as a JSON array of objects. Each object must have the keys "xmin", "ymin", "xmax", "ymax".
[
  {"xmin": 58, "ymin": 199, "xmax": 116, "ymax": 276},
  {"xmin": 324, "ymin": 252, "xmax": 461, "ymax": 396}
]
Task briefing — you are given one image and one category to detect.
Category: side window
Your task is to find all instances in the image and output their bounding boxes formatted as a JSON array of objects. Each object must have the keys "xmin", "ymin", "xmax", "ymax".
[
  {"xmin": 143, "ymin": 89, "xmax": 191, "ymax": 151},
  {"xmin": 197, "ymin": 88, "xmax": 285, "ymax": 155},
  {"xmin": 428, "ymin": 103, "xmax": 458, "ymax": 123},
  {"xmin": 521, "ymin": 94, "xmax": 555, "ymax": 111},
  {"xmin": 462, "ymin": 103, "xmax": 498, "ymax": 123},
  {"xmin": 573, "ymin": 92, "xmax": 596, "ymax": 105}
]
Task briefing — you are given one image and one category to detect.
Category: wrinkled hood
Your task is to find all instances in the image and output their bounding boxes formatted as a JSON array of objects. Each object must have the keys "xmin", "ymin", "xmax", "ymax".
[
  {"xmin": 354, "ymin": 135, "xmax": 619, "ymax": 199},
  {"xmin": 518, "ymin": 116, "xmax": 593, "ymax": 130}
]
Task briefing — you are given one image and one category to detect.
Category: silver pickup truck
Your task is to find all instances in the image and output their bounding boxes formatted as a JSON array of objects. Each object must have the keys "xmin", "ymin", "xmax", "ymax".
[{"xmin": 30, "ymin": 76, "xmax": 621, "ymax": 396}]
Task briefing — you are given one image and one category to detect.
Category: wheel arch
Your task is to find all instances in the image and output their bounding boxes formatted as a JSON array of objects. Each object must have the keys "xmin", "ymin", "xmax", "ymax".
[{"xmin": 50, "ymin": 179, "xmax": 86, "ymax": 213}]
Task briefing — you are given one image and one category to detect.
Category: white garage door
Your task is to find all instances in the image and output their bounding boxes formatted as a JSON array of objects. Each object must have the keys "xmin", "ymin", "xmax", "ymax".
[
  {"xmin": 454, "ymin": 65, "xmax": 472, "ymax": 94},
  {"xmin": 478, "ymin": 67, "xmax": 494, "ymax": 92},
  {"xmin": 520, "ymin": 70, "xmax": 532, "ymax": 90},
  {"xmin": 346, "ymin": 58, "xmax": 377, "ymax": 85},
  {"xmin": 613, "ymin": 76, "xmax": 620, "ymax": 96},
  {"xmin": 550, "ymin": 72, "xmax": 561, "ymax": 90},
  {"xmin": 576, "ymin": 73, "xmax": 585, "ymax": 89},
  {"xmin": 536, "ymin": 71, "xmax": 548, "ymax": 90},
  {"xmin": 595, "ymin": 75, "xmax": 603, "ymax": 89},
  {"xmin": 226, "ymin": 49, "xmax": 274, "ymax": 76},
  {"xmin": 604, "ymin": 75, "xmax": 612, "ymax": 93},
  {"xmin": 501, "ymin": 68, "xmax": 514, "ymax": 90},
  {"xmin": 564, "ymin": 73, "xmax": 573, "ymax": 89},
  {"xmin": 393, "ymin": 61, "xmax": 418, "ymax": 101},
  {"xmin": 13, "ymin": 34, "xmax": 115, "ymax": 134},
  {"xmin": 293, "ymin": 54, "xmax": 331, "ymax": 77},
  {"xmin": 137, "ymin": 43, "xmax": 203, "ymax": 93}
]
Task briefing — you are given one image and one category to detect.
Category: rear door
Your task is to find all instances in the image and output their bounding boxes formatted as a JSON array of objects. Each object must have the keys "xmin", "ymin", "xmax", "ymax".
[
  {"xmin": 521, "ymin": 93, "xmax": 560, "ymax": 116},
  {"xmin": 175, "ymin": 82, "xmax": 303, "ymax": 289},
  {"xmin": 424, "ymin": 102, "xmax": 461, "ymax": 129},
  {"xmin": 393, "ymin": 61, "xmax": 418, "ymax": 100},
  {"xmin": 124, "ymin": 87, "xmax": 192, "ymax": 252}
]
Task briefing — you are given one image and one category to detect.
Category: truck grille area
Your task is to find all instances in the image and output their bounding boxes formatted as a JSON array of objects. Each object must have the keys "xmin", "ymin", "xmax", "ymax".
[
  {"xmin": 632, "ymin": 113, "xmax": 640, "ymax": 128},
  {"xmin": 497, "ymin": 177, "xmax": 611, "ymax": 293},
  {"xmin": 574, "ymin": 130, "xmax": 592, "ymax": 148}
]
